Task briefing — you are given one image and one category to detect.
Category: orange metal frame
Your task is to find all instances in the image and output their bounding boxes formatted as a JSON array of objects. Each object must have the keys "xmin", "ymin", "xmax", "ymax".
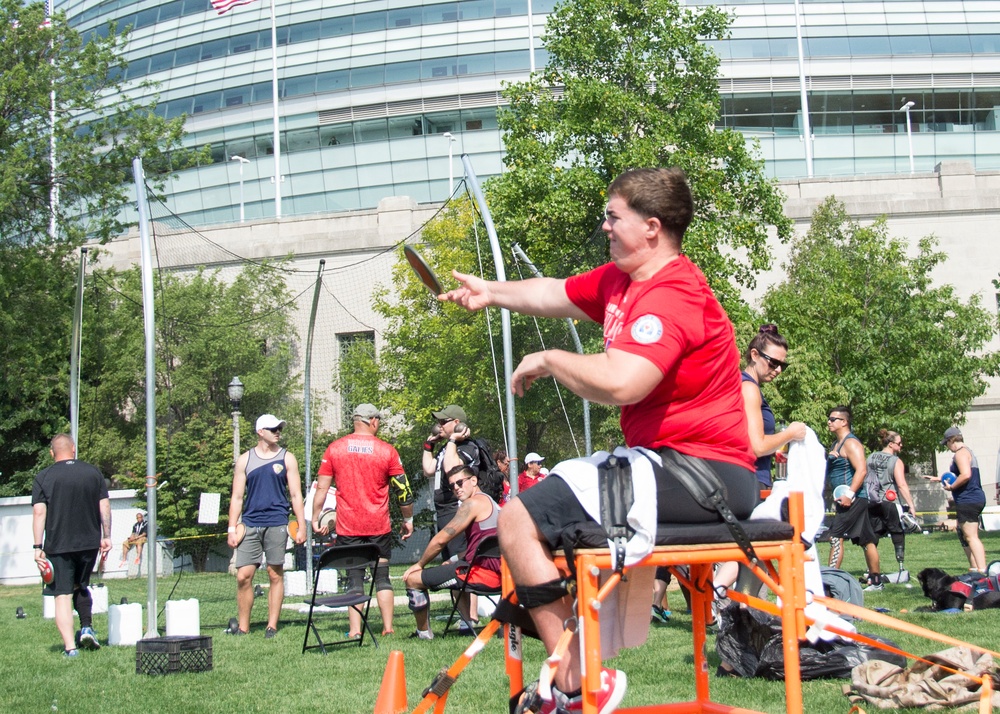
[{"xmin": 504, "ymin": 492, "xmax": 809, "ymax": 714}]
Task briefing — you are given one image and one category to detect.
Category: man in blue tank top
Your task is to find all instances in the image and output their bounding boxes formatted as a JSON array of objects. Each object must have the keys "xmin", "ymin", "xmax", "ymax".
[
  {"xmin": 227, "ymin": 414, "xmax": 307, "ymax": 637},
  {"xmin": 825, "ymin": 405, "xmax": 883, "ymax": 590}
]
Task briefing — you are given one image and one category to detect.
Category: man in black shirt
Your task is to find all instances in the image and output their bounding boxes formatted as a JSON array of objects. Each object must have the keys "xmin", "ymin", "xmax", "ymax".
[
  {"xmin": 421, "ymin": 405, "xmax": 480, "ymax": 561},
  {"xmin": 32, "ymin": 434, "xmax": 112, "ymax": 657}
]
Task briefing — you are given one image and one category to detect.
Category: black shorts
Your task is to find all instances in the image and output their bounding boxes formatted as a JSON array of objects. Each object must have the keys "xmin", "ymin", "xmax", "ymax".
[
  {"xmin": 828, "ymin": 498, "xmax": 877, "ymax": 546},
  {"xmin": 516, "ymin": 450, "xmax": 759, "ymax": 551},
  {"xmin": 46, "ymin": 549, "xmax": 99, "ymax": 597},
  {"xmin": 336, "ymin": 533, "xmax": 393, "ymax": 560},
  {"xmin": 956, "ymin": 501, "xmax": 986, "ymax": 526},
  {"xmin": 868, "ymin": 500, "xmax": 903, "ymax": 538}
]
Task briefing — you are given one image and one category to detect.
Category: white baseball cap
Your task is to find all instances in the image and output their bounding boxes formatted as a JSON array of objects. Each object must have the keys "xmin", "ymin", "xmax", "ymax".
[
  {"xmin": 524, "ymin": 452, "xmax": 544, "ymax": 464},
  {"xmin": 256, "ymin": 414, "xmax": 286, "ymax": 431}
]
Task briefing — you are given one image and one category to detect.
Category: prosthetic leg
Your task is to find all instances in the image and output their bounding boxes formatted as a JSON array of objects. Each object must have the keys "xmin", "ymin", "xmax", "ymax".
[{"xmin": 882, "ymin": 534, "xmax": 909, "ymax": 584}]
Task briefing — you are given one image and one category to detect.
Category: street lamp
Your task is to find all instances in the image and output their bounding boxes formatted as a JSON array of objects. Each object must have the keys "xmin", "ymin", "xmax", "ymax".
[
  {"xmin": 230, "ymin": 155, "xmax": 250, "ymax": 222},
  {"xmin": 443, "ymin": 132, "xmax": 457, "ymax": 197},
  {"xmin": 899, "ymin": 101, "xmax": 916, "ymax": 174},
  {"xmin": 227, "ymin": 377, "xmax": 244, "ymax": 464}
]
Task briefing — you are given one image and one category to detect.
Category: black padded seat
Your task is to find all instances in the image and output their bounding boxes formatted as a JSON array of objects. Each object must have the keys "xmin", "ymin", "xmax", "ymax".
[{"xmin": 653, "ymin": 519, "xmax": 793, "ymax": 547}]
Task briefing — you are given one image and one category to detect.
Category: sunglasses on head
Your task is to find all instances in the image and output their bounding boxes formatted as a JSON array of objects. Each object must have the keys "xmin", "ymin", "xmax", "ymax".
[{"xmin": 759, "ymin": 352, "xmax": 789, "ymax": 371}]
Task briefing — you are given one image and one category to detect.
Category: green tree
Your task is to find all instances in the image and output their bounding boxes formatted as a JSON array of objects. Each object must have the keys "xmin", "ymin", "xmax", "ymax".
[
  {"xmin": 761, "ymin": 198, "xmax": 1000, "ymax": 462},
  {"xmin": 368, "ymin": 0, "xmax": 790, "ymax": 461},
  {"xmin": 0, "ymin": 0, "xmax": 191, "ymax": 242},
  {"xmin": 488, "ymin": 0, "xmax": 791, "ymax": 315},
  {"xmin": 0, "ymin": 242, "xmax": 80, "ymax": 487},
  {"xmin": 0, "ymin": 259, "xmax": 302, "ymax": 501}
]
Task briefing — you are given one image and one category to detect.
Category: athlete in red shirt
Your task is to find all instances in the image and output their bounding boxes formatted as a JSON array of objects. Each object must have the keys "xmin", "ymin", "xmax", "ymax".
[
  {"xmin": 313, "ymin": 403, "xmax": 413, "ymax": 636},
  {"xmin": 442, "ymin": 168, "xmax": 756, "ymax": 714}
]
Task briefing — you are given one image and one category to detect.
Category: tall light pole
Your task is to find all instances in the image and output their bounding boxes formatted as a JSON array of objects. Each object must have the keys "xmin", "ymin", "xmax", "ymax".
[
  {"xmin": 443, "ymin": 132, "xmax": 457, "ymax": 197},
  {"xmin": 227, "ymin": 377, "xmax": 244, "ymax": 465},
  {"xmin": 231, "ymin": 155, "xmax": 250, "ymax": 222},
  {"xmin": 899, "ymin": 101, "xmax": 916, "ymax": 174}
]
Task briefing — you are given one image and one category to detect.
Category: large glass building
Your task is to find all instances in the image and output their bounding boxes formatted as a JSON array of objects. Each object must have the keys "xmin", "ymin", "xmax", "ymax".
[{"xmin": 60, "ymin": 0, "xmax": 1000, "ymax": 227}]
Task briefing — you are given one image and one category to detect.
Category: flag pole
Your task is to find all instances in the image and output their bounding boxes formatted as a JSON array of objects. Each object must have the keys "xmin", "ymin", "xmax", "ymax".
[
  {"xmin": 47, "ymin": 0, "xmax": 57, "ymax": 238},
  {"xmin": 269, "ymin": 0, "xmax": 281, "ymax": 218}
]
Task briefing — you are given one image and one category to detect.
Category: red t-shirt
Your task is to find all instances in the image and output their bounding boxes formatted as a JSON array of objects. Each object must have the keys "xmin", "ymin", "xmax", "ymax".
[
  {"xmin": 518, "ymin": 471, "xmax": 546, "ymax": 494},
  {"xmin": 565, "ymin": 256, "xmax": 754, "ymax": 470},
  {"xmin": 317, "ymin": 434, "xmax": 406, "ymax": 536}
]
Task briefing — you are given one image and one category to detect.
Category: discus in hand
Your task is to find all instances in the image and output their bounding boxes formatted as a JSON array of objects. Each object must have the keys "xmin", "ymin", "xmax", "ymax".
[
  {"xmin": 404, "ymin": 245, "xmax": 444, "ymax": 296},
  {"xmin": 233, "ymin": 523, "xmax": 246, "ymax": 546}
]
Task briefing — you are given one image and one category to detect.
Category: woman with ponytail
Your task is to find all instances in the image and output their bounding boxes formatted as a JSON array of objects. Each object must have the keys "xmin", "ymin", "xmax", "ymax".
[{"xmin": 740, "ymin": 324, "xmax": 806, "ymax": 489}]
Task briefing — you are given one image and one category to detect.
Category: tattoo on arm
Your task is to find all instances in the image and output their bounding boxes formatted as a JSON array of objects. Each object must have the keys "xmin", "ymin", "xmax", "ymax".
[{"xmin": 443, "ymin": 526, "xmax": 457, "ymax": 537}]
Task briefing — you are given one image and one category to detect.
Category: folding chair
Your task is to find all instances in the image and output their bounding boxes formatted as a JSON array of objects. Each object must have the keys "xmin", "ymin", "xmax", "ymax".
[
  {"xmin": 442, "ymin": 534, "xmax": 502, "ymax": 637},
  {"xmin": 302, "ymin": 543, "xmax": 381, "ymax": 654}
]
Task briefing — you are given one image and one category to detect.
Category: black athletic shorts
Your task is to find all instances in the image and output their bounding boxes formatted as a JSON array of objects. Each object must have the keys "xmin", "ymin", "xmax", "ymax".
[
  {"xmin": 828, "ymin": 498, "xmax": 877, "ymax": 546},
  {"xmin": 516, "ymin": 449, "xmax": 759, "ymax": 551},
  {"xmin": 956, "ymin": 501, "xmax": 986, "ymax": 526},
  {"xmin": 46, "ymin": 549, "xmax": 99, "ymax": 597},
  {"xmin": 336, "ymin": 533, "xmax": 393, "ymax": 560},
  {"xmin": 868, "ymin": 500, "xmax": 903, "ymax": 538}
]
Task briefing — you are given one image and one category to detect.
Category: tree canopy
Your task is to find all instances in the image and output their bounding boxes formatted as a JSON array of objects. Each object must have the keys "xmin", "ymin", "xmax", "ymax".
[
  {"xmin": 760, "ymin": 198, "xmax": 1000, "ymax": 463},
  {"xmin": 0, "ymin": 0, "xmax": 190, "ymax": 243},
  {"xmin": 0, "ymin": 259, "xmax": 302, "ymax": 500},
  {"xmin": 488, "ymin": 0, "xmax": 791, "ymax": 316},
  {"xmin": 360, "ymin": 0, "xmax": 791, "ymax": 462}
]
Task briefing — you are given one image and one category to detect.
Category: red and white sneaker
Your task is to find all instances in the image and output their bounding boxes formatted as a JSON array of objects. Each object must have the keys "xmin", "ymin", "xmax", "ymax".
[{"xmin": 517, "ymin": 668, "xmax": 627, "ymax": 714}]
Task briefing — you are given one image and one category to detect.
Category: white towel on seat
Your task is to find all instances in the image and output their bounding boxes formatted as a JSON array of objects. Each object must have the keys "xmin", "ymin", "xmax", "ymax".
[
  {"xmin": 550, "ymin": 446, "xmax": 659, "ymax": 569},
  {"xmin": 549, "ymin": 447, "xmax": 660, "ymax": 659}
]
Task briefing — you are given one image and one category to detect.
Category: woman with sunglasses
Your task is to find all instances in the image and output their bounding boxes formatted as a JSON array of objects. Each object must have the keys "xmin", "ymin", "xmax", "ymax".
[{"xmin": 740, "ymin": 324, "xmax": 807, "ymax": 490}]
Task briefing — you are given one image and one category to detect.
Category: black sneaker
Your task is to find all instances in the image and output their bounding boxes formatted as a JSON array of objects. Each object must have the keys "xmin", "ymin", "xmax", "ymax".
[{"xmin": 264, "ymin": 627, "xmax": 277, "ymax": 639}]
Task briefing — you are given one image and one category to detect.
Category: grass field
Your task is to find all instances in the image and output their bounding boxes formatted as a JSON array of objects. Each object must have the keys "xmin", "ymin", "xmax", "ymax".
[{"xmin": 3, "ymin": 529, "xmax": 1000, "ymax": 714}]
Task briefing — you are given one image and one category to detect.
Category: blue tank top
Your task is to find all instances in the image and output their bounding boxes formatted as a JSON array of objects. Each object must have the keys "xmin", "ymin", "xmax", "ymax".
[
  {"xmin": 827, "ymin": 433, "xmax": 866, "ymax": 499},
  {"xmin": 242, "ymin": 447, "xmax": 291, "ymax": 527},
  {"xmin": 742, "ymin": 372, "xmax": 774, "ymax": 487},
  {"xmin": 951, "ymin": 446, "xmax": 985, "ymax": 505}
]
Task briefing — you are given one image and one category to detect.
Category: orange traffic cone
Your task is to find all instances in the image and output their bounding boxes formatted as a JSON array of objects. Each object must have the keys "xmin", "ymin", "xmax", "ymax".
[{"xmin": 374, "ymin": 650, "xmax": 407, "ymax": 714}]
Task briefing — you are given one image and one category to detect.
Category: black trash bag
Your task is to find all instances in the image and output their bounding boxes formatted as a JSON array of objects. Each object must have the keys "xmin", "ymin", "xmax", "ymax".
[{"xmin": 715, "ymin": 603, "xmax": 905, "ymax": 680}]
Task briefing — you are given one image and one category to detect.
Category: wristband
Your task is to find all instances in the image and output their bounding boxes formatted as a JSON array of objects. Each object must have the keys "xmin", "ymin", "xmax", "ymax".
[
  {"xmin": 33, "ymin": 544, "xmax": 43, "ymax": 550},
  {"xmin": 403, "ymin": 517, "xmax": 414, "ymax": 526},
  {"xmin": 227, "ymin": 527, "xmax": 237, "ymax": 533},
  {"xmin": 423, "ymin": 441, "xmax": 434, "ymax": 452},
  {"xmin": 845, "ymin": 489, "xmax": 855, "ymax": 500}
]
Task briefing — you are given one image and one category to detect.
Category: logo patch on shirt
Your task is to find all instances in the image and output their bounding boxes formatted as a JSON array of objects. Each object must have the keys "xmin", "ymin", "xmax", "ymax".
[
  {"xmin": 631, "ymin": 315, "xmax": 663, "ymax": 344},
  {"xmin": 272, "ymin": 464, "xmax": 285, "ymax": 475}
]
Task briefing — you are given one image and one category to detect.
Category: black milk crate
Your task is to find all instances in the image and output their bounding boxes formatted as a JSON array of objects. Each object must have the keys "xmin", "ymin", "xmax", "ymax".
[{"xmin": 136, "ymin": 635, "xmax": 212, "ymax": 675}]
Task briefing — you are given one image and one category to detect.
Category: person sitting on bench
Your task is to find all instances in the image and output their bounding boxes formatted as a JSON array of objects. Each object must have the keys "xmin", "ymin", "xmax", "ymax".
[
  {"xmin": 403, "ymin": 464, "xmax": 500, "ymax": 640},
  {"xmin": 120, "ymin": 512, "xmax": 147, "ymax": 567},
  {"xmin": 441, "ymin": 167, "xmax": 758, "ymax": 714}
]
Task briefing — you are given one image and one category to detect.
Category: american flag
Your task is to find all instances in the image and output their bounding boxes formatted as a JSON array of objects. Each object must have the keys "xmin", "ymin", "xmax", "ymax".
[{"xmin": 210, "ymin": 0, "xmax": 258, "ymax": 14}]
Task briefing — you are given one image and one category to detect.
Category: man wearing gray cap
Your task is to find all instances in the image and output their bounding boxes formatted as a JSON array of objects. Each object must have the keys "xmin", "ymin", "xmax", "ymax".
[
  {"xmin": 422, "ymin": 404, "xmax": 481, "ymax": 561},
  {"xmin": 314, "ymin": 403, "xmax": 414, "ymax": 636},
  {"xmin": 227, "ymin": 414, "xmax": 307, "ymax": 637},
  {"xmin": 940, "ymin": 426, "xmax": 986, "ymax": 572}
]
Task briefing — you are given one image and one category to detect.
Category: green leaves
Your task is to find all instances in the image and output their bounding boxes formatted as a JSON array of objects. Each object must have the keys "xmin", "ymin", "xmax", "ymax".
[
  {"xmin": 761, "ymin": 198, "xmax": 1000, "ymax": 460},
  {"xmin": 0, "ymin": 0, "xmax": 190, "ymax": 243},
  {"xmin": 490, "ymin": 0, "xmax": 790, "ymax": 316}
]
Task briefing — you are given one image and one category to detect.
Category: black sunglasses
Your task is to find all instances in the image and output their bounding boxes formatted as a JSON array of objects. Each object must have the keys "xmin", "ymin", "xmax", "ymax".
[
  {"xmin": 264, "ymin": 426, "xmax": 282, "ymax": 433},
  {"xmin": 449, "ymin": 477, "xmax": 472, "ymax": 490},
  {"xmin": 759, "ymin": 352, "xmax": 789, "ymax": 371}
]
